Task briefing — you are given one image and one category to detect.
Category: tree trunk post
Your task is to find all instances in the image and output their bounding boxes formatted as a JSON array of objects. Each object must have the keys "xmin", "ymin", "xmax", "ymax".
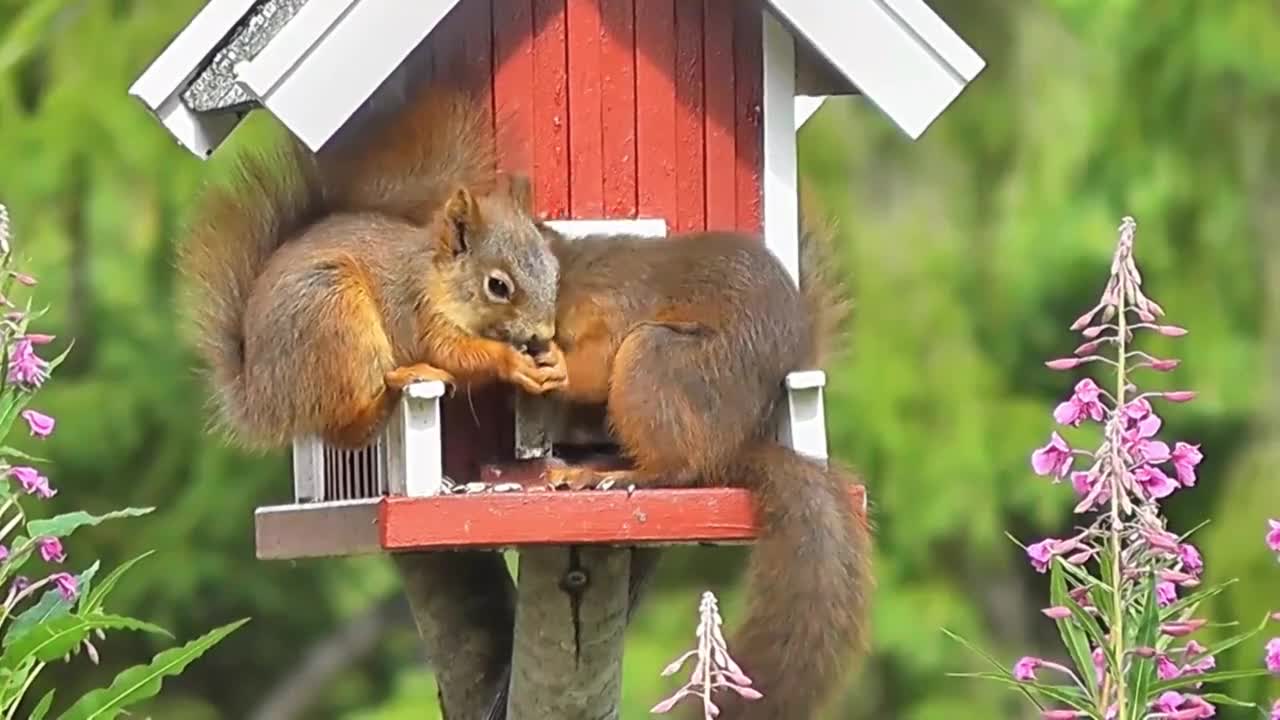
[
  {"xmin": 506, "ymin": 545, "xmax": 630, "ymax": 720},
  {"xmin": 393, "ymin": 550, "xmax": 516, "ymax": 720}
]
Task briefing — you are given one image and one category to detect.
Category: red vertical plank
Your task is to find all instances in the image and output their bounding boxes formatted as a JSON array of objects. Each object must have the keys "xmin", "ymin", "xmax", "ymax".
[
  {"xmin": 702, "ymin": 0, "xmax": 736, "ymax": 231},
  {"xmin": 533, "ymin": 0, "xmax": 570, "ymax": 219},
  {"xmin": 674, "ymin": 0, "xmax": 705, "ymax": 233},
  {"xmin": 462, "ymin": 0, "xmax": 494, "ymax": 124},
  {"xmin": 634, "ymin": 0, "xmax": 677, "ymax": 226},
  {"xmin": 600, "ymin": 0, "xmax": 637, "ymax": 219},
  {"xmin": 495, "ymin": 0, "xmax": 537, "ymax": 173},
  {"xmin": 733, "ymin": 2, "xmax": 763, "ymax": 234},
  {"xmin": 567, "ymin": 0, "xmax": 604, "ymax": 217}
]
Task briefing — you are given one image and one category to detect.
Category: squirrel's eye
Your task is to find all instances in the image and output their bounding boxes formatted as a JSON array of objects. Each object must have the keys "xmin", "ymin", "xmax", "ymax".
[{"xmin": 487, "ymin": 274, "xmax": 512, "ymax": 301}]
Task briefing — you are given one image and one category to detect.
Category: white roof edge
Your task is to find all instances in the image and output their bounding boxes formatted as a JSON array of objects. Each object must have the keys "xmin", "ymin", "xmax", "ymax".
[
  {"xmin": 236, "ymin": 0, "xmax": 461, "ymax": 152},
  {"xmin": 127, "ymin": 0, "xmax": 259, "ymax": 157},
  {"xmin": 795, "ymin": 95, "xmax": 828, "ymax": 129},
  {"xmin": 881, "ymin": 0, "xmax": 985, "ymax": 81},
  {"xmin": 767, "ymin": 0, "xmax": 985, "ymax": 140}
]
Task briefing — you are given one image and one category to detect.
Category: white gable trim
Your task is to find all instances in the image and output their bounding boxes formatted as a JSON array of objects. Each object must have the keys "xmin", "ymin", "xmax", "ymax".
[
  {"xmin": 762, "ymin": 13, "xmax": 799, "ymax": 286},
  {"xmin": 795, "ymin": 95, "xmax": 827, "ymax": 129},
  {"xmin": 127, "ymin": 0, "xmax": 260, "ymax": 157},
  {"xmin": 236, "ymin": 0, "xmax": 462, "ymax": 152},
  {"xmin": 766, "ymin": 0, "xmax": 984, "ymax": 139}
]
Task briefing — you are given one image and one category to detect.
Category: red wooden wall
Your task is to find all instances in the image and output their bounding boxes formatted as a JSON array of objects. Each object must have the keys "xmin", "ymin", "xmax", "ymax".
[
  {"xmin": 423, "ymin": 0, "xmax": 766, "ymax": 478},
  {"xmin": 429, "ymin": 0, "xmax": 763, "ymax": 233}
]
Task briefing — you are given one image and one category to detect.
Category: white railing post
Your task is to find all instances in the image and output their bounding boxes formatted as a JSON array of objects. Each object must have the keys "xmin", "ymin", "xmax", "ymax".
[{"xmin": 385, "ymin": 380, "xmax": 447, "ymax": 497}]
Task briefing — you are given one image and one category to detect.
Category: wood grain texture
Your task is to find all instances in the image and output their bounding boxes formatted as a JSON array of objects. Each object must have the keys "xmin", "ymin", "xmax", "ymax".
[
  {"xmin": 702, "ymin": 0, "xmax": 736, "ymax": 230},
  {"xmin": 733, "ymin": 2, "xmax": 763, "ymax": 233},
  {"xmin": 674, "ymin": 0, "xmax": 705, "ymax": 232},
  {"xmin": 533, "ymin": 0, "xmax": 570, "ymax": 218},
  {"xmin": 378, "ymin": 486, "xmax": 866, "ymax": 550},
  {"xmin": 634, "ymin": 0, "xmax": 677, "ymax": 224},
  {"xmin": 567, "ymin": 0, "xmax": 604, "ymax": 216},
  {"xmin": 462, "ymin": 0, "xmax": 494, "ymax": 124},
  {"xmin": 494, "ymin": 0, "xmax": 537, "ymax": 173},
  {"xmin": 506, "ymin": 546, "xmax": 628, "ymax": 720},
  {"xmin": 599, "ymin": 0, "xmax": 637, "ymax": 218}
]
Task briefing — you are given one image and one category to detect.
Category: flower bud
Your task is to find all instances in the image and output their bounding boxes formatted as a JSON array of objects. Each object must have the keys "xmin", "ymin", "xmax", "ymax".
[
  {"xmin": 1041, "ymin": 606, "xmax": 1072, "ymax": 620},
  {"xmin": 1163, "ymin": 391, "xmax": 1197, "ymax": 403},
  {"xmin": 1045, "ymin": 358, "xmax": 1083, "ymax": 370},
  {"xmin": 1157, "ymin": 325, "xmax": 1188, "ymax": 337},
  {"xmin": 1149, "ymin": 358, "xmax": 1180, "ymax": 371}
]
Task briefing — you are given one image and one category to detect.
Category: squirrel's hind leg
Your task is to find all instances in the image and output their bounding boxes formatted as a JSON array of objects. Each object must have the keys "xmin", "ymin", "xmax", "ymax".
[{"xmin": 603, "ymin": 322, "xmax": 748, "ymax": 488}]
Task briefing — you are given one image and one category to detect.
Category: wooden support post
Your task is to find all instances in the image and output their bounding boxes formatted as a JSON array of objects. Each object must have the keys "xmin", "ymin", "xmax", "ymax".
[
  {"xmin": 393, "ymin": 551, "xmax": 516, "ymax": 720},
  {"xmin": 506, "ymin": 546, "xmax": 629, "ymax": 720}
]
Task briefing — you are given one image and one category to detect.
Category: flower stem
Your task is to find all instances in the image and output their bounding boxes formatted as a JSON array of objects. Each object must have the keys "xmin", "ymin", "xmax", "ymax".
[
  {"xmin": 3, "ymin": 660, "xmax": 43, "ymax": 720},
  {"xmin": 1106, "ymin": 278, "xmax": 1130, "ymax": 719}
]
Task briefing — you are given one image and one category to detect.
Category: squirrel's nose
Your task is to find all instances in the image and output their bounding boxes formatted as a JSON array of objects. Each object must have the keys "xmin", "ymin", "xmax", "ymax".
[{"xmin": 524, "ymin": 335, "xmax": 550, "ymax": 356}]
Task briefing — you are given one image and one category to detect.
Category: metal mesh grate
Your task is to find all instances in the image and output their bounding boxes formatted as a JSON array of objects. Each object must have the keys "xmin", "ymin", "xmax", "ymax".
[{"xmin": 321, "ymin": 437, "xmax": 387, "ymax": 501}]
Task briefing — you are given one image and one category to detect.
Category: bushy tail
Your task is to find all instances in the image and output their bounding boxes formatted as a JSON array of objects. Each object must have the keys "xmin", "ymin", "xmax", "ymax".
[
  {"xmin": 177, "ymin": 140, "xmax": 323, "ymax": 441},
  {"xmin": 718, "ymin": 444, "xmax": 872, "ymax": 720},
  {"xmin": 797, "ymin": 186, "xmax": 853, "ymax": 367},
  {"xmin": 316, "ymin": 82, "xmax": 499, "ymax": 225}
]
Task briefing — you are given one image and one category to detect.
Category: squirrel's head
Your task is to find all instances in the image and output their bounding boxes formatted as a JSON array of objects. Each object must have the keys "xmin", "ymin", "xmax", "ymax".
[{"xmin": 430, "ymin": 173, "xmax": 559, "ymax": 352}]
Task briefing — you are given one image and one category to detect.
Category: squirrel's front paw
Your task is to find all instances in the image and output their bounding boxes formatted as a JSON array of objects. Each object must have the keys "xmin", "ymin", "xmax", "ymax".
[
  {"xmin": 504, "ymin": 344, "xmax": 568, "ymax": 395},
  {"xmin": 385, "ymin": 363, "xmax": 456, "ymax": 392}
]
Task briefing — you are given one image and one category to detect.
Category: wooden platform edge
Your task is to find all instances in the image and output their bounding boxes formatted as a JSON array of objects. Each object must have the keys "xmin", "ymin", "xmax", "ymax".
[
  {"xmin": 378, "ymin": 485, "xmax": 867, "ymax": 551},
  {"xmin": 255, "ymin": 486, "xmax": 867, "ymax": 559}
]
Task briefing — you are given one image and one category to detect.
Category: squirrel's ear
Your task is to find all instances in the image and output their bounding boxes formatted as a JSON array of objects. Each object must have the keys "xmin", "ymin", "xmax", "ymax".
[
  {"xmin": 496, "ymin": 172, "xmax": 534, "ymax": 216},
  {"xmin": 442, "ymin": 186, "xmax": 478, "ymax": 255}
]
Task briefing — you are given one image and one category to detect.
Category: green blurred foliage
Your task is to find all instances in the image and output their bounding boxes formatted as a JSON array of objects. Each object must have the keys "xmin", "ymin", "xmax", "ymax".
[{"xmin": 0, "ymin": 0, "xmax": 1278, "ymax": 717}]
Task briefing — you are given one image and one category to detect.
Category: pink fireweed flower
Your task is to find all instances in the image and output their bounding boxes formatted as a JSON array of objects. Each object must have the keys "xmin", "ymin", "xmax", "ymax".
[
  {"xmin": 49, "ymin": 572, "xmax": 76, "ymax": 601},
  {"xmin": 1013, "ymin": 656, "xmax": 1043, "ymax": 681},
  {"xmin": 1135, "ymin": 465, "xmax": 1179, "ymax": 501},
  {"xmin": 1162, "ymin": 619, "xmax": 1207, "ymax": 637},
  {"xmin": 1091, "ymin": 646, "xmax": 1105, "ymax": 684},
  {"xmin": 1151, "ymin": 692, "xmax": 1216, "ymax": 719},
  {"xmin": 1170, "ymin": 442, "xmax": 1202, "ymax": 487},
  {"xmin": 1053, "ymin": 379, "xmax": 1107, "ymax": 427},
  {"xmin": 1157, "ymin": 655, "xmax": 1182, "ymax": 681},
  {"xmin": 0, "ymin": 545, "xmax": 8, "ymax": 562},
  {"xmin": 1156, "ymin": 581, "xmax": 1177, "ymax": 608},
  {"xmin": 1266, "ymin": 520, "xmax": 1280, "ymax": 554},
  {"xmin": 1182, "ymin": 641, "xmax": 1215, "ymax": 675},
  {"xmin": 1041, "ymin": 606, "xmax": 1072, "ymax": 620},
  {"xmin": 1271, "ymin": 699, "xmax": 1280, "ymax": 720},
  {"xmin": 1032, "ymin": 432, "xmax": 1074, "ymax": 478},
  {"xmin": 9, "ymin": 466, "xmax": 54, "ymax": 498},
  {"xmin": 1267, "ymin": 638, "xmax": 1280, "ymax": 674},
  {"xmin": 7, "ymin": 338, "xmax": 48, "ymax": 387},
  {"xmin": 22, "ymin": 333, "xmax": 53, "ymax": 345},
  {"xmin": 36, "ymin": 537, "xmax": 64, "ymax": 564},
  {"xmin": 21, "ymin": 409, "xmax": 54, "ymax": 438},
  {"xmin": 1042, "ymin": 711, "xmax": 1086, "ymax": 720},
  {"xmin": 1179, "ymin": 543, "xmax": 1204, "ymax": 576},
  {"xmin": 1026, "ymin": 539, "xmax": 1059, "ymax": 574}
]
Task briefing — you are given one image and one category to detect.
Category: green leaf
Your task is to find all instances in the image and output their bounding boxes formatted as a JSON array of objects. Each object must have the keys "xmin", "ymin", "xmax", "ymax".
[
  {"xmin": 940, "ymin": 629, "xmax": 1046, "ymax": 711},
  {"xmin": 1125, "ymin": 575, "xmax": 1159, "ymax": 720},
  {"xmin": 26, "ymin": 508, "xmax": 154, "ymax": 540},
  {"xmin": 0, "ymin": 447, "xmax": 48, "ymax": 464},
  {"xmin": 0, "ymin": 614, "xmax": 169, "ymax": 671},
  {"xmin": 55, "ymin": 618, "xmax": 249, "ymax": 720},
  {"xmin": 946, "ymin": 672, "xmax": 1097, "ymax": 716},
  {"xmin": 29, "ymin": 688, "xmax": 55, "ymax": 720},
  {"xmin": 40, "ymin": 340, "xmax": 73, "ymax": 375},
  {"xmin": 1198, "ymin": 693, "xmax": 1258, "ymax": 710},
  {"xmin": 81, "ymin": 552, "xmax": 152, "ymax": 614},
  {"xmin": 1050, "ymin": 558, "xmax": 1098, "ymax": 695},
  {"xmin": 1159, "ymin": 580, "xmax": 1234, "ymax": 621},
  {"xmin": 1149, "ymin": 668, "xmax": 1275, "ymax": 694},
  {"xmin": 5, "ymin": 563, "xmax": 99, "ymax": 647}
]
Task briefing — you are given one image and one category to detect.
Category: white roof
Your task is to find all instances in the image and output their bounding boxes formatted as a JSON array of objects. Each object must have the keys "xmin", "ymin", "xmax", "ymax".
[{"xmin": 129, "ymin": 0, "xmax": 984, "ymax": 158}]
